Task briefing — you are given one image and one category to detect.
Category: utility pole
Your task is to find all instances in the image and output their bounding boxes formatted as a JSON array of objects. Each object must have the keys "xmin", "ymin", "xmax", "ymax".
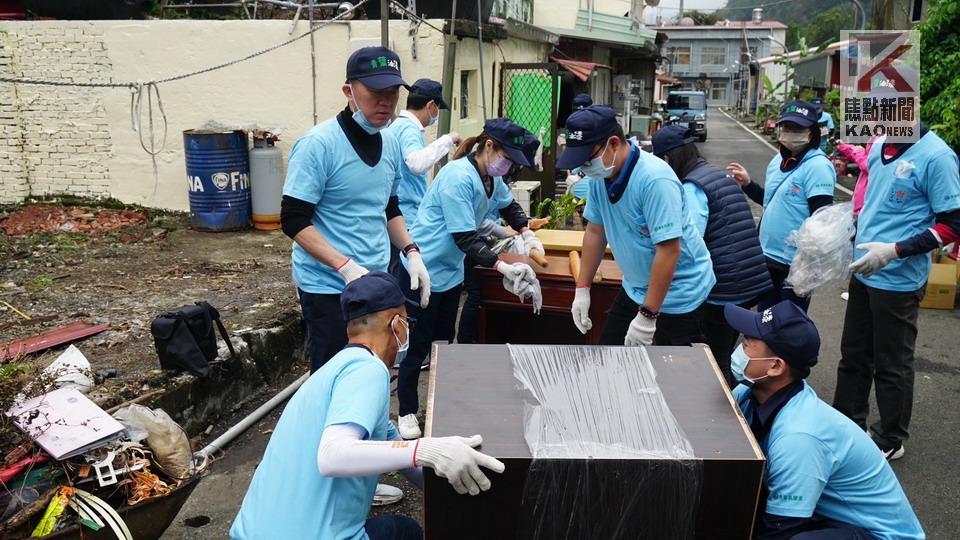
[{"xmin": 381, "ymin": 0, "xmax": 389, "ymax": 47}]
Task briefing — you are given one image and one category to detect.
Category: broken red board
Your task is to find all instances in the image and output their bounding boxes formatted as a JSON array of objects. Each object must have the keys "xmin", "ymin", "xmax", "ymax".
[{"xmin": 0, "ymin": 321, "xmax": 110, "ymax": 363}]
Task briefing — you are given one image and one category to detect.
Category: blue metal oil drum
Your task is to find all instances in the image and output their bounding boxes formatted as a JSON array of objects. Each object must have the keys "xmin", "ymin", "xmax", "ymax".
[{"xmin": 183, "ymin": 129, "xmax": 252, "ymax": 231}]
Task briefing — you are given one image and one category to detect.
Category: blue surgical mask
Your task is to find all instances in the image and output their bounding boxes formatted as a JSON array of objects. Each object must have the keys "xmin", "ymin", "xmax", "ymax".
[
  {"xmin": 351, "ymin": 86, "xmax": 390, "ymax": 134},
  {"xmin": 731, "ymin": 344, "xmax": 775, "ymax": 388},
  {"xmin": 580, "ymin": 140, "xmax": 614, "ymax": 178},
  {"xmin": 393, "ymin": 316, "xmax": 410, "ymax": 354},
  {"xmin": 427, "ymin": 103, "xmax": 439, "ymax": 127},
  {"xmin": 486, "ymin": 154, "xmax": 514, "ymax": 177}
]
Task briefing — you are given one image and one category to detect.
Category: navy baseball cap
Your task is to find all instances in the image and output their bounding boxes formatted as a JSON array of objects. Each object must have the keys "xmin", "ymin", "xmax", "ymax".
[
  {"xmin": 346, "ymin": 47, "xmax": 408, "ymax": 92},
  {"xmin": 652, "ymin": 124, "xmax": 697, "ymax": 157},
  {"xmin": 340, "ymin": 271, "xmax": 417, "ymax": 321},
  {"xmin": 724, "ymin": 301, "xmax": 821, "ymax": 372},
  {"xmin": 778, "ymin": 100, "xmax": 819, "ymax": 128},
  {"xmin": 409, "ymin": 78, "xmax": 449, "ymax": 110},
  {"xmin": 522, "ymin": 131, "xmax": 541, "ymax": 167},
  {"xmin": 573, "ymin": 93, "xmax": 593, "ymax": 110},
  {"xmin": 810, "ymin": 96, "xmax": 824, "ymax": 113},
  {"xmin": 484, "ymin": 118, "xmax": 535, "ymax": 169},
  {"xmin": 556, "ymin": 105, "xmax": 620, "ymax": 170}
]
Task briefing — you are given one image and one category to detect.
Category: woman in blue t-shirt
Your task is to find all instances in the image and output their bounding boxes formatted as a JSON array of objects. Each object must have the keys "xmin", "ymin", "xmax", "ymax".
[
  {"xmin": 393, "ymin": 118, "xmax": 543, "ymax": 440},
  {"xmin": 726, "ymin": 100, "xmax": 837, "ymax": 312}
]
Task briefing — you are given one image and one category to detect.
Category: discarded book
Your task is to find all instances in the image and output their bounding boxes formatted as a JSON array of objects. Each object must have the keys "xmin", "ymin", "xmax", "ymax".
[{"xmin": 6, "ymin": 388, "xmax": 125, "ymax": 460}]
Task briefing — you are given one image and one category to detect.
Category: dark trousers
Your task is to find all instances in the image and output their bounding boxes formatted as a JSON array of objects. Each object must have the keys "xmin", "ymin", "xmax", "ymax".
[
  {"xmin": 395, "ymin": 265, "xmax": 461, "ymax": 417},
  {"xmin": 833, "ymin": 276, "xmax": 922, "ymax": 449},
  {"xmin": 365, "ymin": 515, "xmax": 422, "ymax": 540},
  {"xmin": 599, "ymin": 287, "xmax": 706, "ymax": 346},
  {"xmin": 456, "ymin": 265, "xmax": 482, "ymax": 344},
  {"xmin": 757, "ymin": 257, "xmax": 811, "ymax": 312},
  {"xmin": 702, "ymin": 299, "xmax": 758, "ymax": 389},
  {"xmin": 786, "ymin": 519, "xmax": 874, "ymax": 540},
  {"xmin": 298, "ymin": 289, "xmax": 348, "ymax": 374}
]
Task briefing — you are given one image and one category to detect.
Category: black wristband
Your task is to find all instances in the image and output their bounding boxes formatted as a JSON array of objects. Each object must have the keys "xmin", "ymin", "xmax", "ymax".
[
  {"xmin": 639, "ymin": 305, "xmax": 659, "ymax": 320},
  {"xmin": 402, "ymin": 243, "xmax": 420, "ymax": 256}
]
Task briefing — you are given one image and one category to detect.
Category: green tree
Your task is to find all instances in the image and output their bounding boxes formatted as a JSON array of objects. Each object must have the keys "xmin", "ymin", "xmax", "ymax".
[
  {"xmin": 678, "ymin": 10, "xmax": 724, "ymax": 26},
  {"xmin": 802, "ymin": 5, "xmax": 856, "ymax": 48},
  {"xmin": 917, "ymin": 0, "xmax": 960, "ymax": 152}
]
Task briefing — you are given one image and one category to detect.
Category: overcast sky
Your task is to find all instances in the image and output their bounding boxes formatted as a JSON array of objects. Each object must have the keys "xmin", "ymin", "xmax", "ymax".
[{"xmin": 642, "ymin": 0, "xmax": 747, "ymax": 25}]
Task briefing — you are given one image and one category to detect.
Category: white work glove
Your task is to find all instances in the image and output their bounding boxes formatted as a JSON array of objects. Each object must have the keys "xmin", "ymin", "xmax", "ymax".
[
  {"xmin": 405, "ymin": 250, "xmax": 431, "ymax": 308},
  {"xmin": 849, "ymin": 242, "xmax": 899, "ymax": 277},
  {"xmin": 415, "ymin": 435, "xmax": 505, "ymax": 496},
  {"xmin": 520, "ymin": 230, "xmax": 544, "ymax": 256},
  {"xmin": 625, "ymin": 312, "xmax": 657, "ymax": 346},
  {"xmin": 571, "ymin": 287, "xmax": 592, "ymax": 334},
  {"xmin": 336, "ymin": 259, "xmax": 368, "ymax": 284},
  {"xmin": 496, "ymin": 261, "xmax": 537, "ymax": 293},
  {"xmin": 564, "ymin": 174, "xmax": 582, "ymax": 193}
]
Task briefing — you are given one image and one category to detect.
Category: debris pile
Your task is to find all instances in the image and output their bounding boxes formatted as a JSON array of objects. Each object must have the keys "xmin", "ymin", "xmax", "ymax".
[
  {"xmin": 0, "ymin": 347, "xmax": 203, "ymax": 539},
  {"xmin": 0, "ymin": 205, "xmax": 147, "ymax": 237}
]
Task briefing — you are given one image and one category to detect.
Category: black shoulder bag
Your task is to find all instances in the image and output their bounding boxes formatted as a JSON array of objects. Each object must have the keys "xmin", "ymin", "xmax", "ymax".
[{"xmin": 150, "ymin": 301, "xmax": 236, "ymax": 377}]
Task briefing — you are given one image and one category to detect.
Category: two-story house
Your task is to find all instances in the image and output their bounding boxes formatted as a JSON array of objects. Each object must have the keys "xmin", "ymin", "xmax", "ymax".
[{"xmin": 656, "ymin": 17, "xmax": 787, "ymax": 110}]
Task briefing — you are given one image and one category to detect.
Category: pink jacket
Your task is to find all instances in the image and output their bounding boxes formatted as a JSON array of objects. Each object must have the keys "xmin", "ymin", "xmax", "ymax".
[{"xmin": 836, "ymin": 139, "xmax": 875, "ymax": 216}]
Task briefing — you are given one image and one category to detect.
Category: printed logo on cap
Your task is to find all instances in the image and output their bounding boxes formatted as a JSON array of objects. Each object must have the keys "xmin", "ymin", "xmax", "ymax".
[
  {"xmin": 370, "ymin": 56, "xmax": 399, "ymax": 70},
  {"xmin": 786, "ymin": 105, "xmax": 810, "ymax": 117},
  {"xmin": 568, "ymin": 130, "xmax": 583, "ymax": 141},
  {"xmin": 761, "ymin": 309, "xmax": 774, "ymax": 324}
]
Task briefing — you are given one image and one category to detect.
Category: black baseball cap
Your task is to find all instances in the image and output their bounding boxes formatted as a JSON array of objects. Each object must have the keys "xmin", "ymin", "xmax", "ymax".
[
  {"xmin": 724, "ymin": 301, "xmax": 821, "ymax": 372},
  {"xmin": 573, "ymin": 93, "xmax": 593, "ymax": 109},
  {"xmin": 345, "ymin": 47, "xmax": 408, "ymax": 91},
  {"xmin": 778, "ymin": 100, "xmax": 819, "ymax": 128},
  {"xmin": 652, "ymin": 124, "xmax": 697, "ymax": 157},
  {"xmin": 556, "ymin": 105, "xmax": 620, "ymax": 170},
  {"xmin": 810, "ymin": 96, "xmax": 824, "ymax": 114},
  {"xmin": 409, "ymin": 78, "xmax": 449, "ymax": 110},
  {"xmin": 340, "ymin": 271, "xmax": 417, "ymax": 321},
  {"xmin": 484, "ymin": 118, "xmax": 535, "ymax": 169}
]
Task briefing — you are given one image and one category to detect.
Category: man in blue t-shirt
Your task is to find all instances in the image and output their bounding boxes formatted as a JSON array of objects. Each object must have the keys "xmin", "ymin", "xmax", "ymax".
[
  {"xmin": 833, "ymin": 108, "xmax": 960, "ymax": 459},
  {"xmin": 727, "ymin": 100, "xmax": 836, "ymax": 312},
  {"xmin": 812, "ymin": 96, "xmax": 835, "ymax": 153},
  {"xmin": 724, "ymin": 301, "xmax": 925, "ymax": 540},
  {"xmin": 230, "ymin": 272, "xmax": 504, "ymax": 540},
  {"xmin": 558, "ymin": 105, "xmax": 715, "ymax": 346},
  {"xmin": 279, "ymin": 47, "xmax": 431, "ymax": 373}
]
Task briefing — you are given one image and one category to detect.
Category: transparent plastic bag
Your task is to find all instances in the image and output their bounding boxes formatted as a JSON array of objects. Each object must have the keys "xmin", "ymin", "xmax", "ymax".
[
  {"xmin": 113, "ymin": 404, "xmax": 192, "ymax": 479},
  {"xmin": 786, "ymin": 202, "xmax": 855, "ymax": 297}
]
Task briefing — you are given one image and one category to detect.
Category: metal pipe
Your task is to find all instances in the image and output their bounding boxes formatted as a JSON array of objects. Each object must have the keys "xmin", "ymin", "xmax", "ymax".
[
  {"xmin": 197, "ymin": 372, "xmax": 310, "ymax": 460},
  {"xmin": 309, "ymin": 0, "xmax": 318, "ymax": 125},
  {"xmin": 477, "ymin": 0, "xmax": 487, "ymax": 120},
  {"xmin": 381, "ymin": 0, "xmax": 390, "ymax": 47}
]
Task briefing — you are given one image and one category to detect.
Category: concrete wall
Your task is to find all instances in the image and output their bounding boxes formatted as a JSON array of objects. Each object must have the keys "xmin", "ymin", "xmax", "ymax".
[{"xmin": 0, "ymin": 19, "xmax": 450, "ymax": 210}]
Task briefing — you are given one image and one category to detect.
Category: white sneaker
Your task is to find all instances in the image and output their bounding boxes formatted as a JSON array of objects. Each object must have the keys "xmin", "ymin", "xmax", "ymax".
[
  {"xmin": 372, "ymin": 483, "xmax": 403, "ymax": 506},
  {"xmin": 881, "ymin": 444, "xmax": 905, "ymax": 461},
  {"xmin": 398, "ymin": 414, "xmax": 422, "ymax": 440}
]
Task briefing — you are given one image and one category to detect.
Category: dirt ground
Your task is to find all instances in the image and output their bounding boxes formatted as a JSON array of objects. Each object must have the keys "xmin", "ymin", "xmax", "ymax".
[{"xmin": 0, "ymin": 201, "xmax": 298, "ymax": 415}]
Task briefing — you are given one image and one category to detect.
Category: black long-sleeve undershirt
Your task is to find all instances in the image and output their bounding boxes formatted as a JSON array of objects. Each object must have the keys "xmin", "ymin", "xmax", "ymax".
[{"xmin": 451, "ymin": 231, "xmax": 499, "ymax": 268}]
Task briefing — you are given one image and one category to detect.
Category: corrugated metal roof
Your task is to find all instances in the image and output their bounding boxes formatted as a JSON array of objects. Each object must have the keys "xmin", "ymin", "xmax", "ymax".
[{"xmin": 543, "ymin": 9, "xmax": 656, "ymax": 48}]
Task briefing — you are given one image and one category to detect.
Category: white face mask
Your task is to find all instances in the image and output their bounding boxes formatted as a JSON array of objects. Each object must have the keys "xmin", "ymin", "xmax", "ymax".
[
  {"xmin": 580, "ymin": 140, "xmax": 615, "ymax": 179},
  {"xmin": 730, "ymin": 344, "xmax": 777, "ymax": 388},
  {"xmin": 778, "ymin": 129, "xmax": 810, "ymax": 153},
  {"xmin": 392, "ymin": 315, "xmax": 410, "ymax": 354}
]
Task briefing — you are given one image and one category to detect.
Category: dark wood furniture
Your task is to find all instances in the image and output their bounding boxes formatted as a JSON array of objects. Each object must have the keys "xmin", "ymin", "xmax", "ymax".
[
  {"xmin": 476, "ymin": 253, "xmax": 623, "ymax": 344},
  {"xmin": 424, "ymin": 344, "xmax": 765, "ymax": 539}
]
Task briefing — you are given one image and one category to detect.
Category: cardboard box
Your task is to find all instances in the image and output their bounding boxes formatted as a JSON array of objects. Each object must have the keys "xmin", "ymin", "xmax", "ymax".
[
  {"xmin": 920, "ymin": 263, "xmax": 958, "ymax": 310},
  {"xmin": 941, "ymin": 255, "xmax": 960, "ymax": 284}
]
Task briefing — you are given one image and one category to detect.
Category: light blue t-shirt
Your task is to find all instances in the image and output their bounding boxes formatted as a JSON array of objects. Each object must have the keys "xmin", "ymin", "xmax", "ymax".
[
  {"xmin": 855, "ymin": 131, "xmax": 960, "ymax": 291},
  {"xmin": 819, "ymin": 111, "xmax": 835, "ymax": 131},
  {"xmin": 283, "ymin": 117, "xmax": 403, "ymax": 294},
  {"xmin": 384, "ymin": 115, "xmax": 428, "ymax": 224},
  {"xmin": 583, "ymin": 145, "xmax": 715, "ymax": 314},
  {"xmin": 572, "ymin": 176, "xmax": 591, "ymax": 200},
  {"xmin": 230, "ymin": 346, "xmax": 398, "ymax": 540},
  {"xmin": 408, "ymin": 157, "xmax": 513, "ymax": 292},
  {"xmin": 733, "ymin": 383, "xmax": 924, "ymax": 540},
  {"xmin": 484, "ymin": 176, "xmax": 515, "ymax": 222},
  {"xmin": 759, "ymin": 149, "xmax": 836, "ymax": 265}
]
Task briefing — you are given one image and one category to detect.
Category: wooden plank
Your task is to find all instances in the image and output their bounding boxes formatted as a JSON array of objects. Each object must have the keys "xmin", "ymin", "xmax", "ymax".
[{"xmin": 0, "ymin": 322, "xmax": 110, "ymax": 362}]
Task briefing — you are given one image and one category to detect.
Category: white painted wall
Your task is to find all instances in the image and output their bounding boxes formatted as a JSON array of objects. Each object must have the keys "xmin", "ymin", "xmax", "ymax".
[{"xmin": 0, "ymin": 19, "xmax": 447, "ymax": 210}]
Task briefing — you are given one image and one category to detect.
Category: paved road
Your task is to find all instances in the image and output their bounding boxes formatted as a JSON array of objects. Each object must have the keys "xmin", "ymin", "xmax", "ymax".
[
  {"xmin": 703, "ymin": 108, "xmax": 960, "ymax": 538},
  {"xmin": 164, "ymin": 111, "xmax": 959, "ymax": 538}
]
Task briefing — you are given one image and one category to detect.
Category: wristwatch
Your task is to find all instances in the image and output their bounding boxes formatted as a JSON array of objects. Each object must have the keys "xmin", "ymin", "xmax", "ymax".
[
  {"xmin": 402, "ymin": 243, "xmax": 420, "ymax": 256},
  {"xmin": 639, "ymin": 305, "xmax": 660, "ymax": 320}
]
